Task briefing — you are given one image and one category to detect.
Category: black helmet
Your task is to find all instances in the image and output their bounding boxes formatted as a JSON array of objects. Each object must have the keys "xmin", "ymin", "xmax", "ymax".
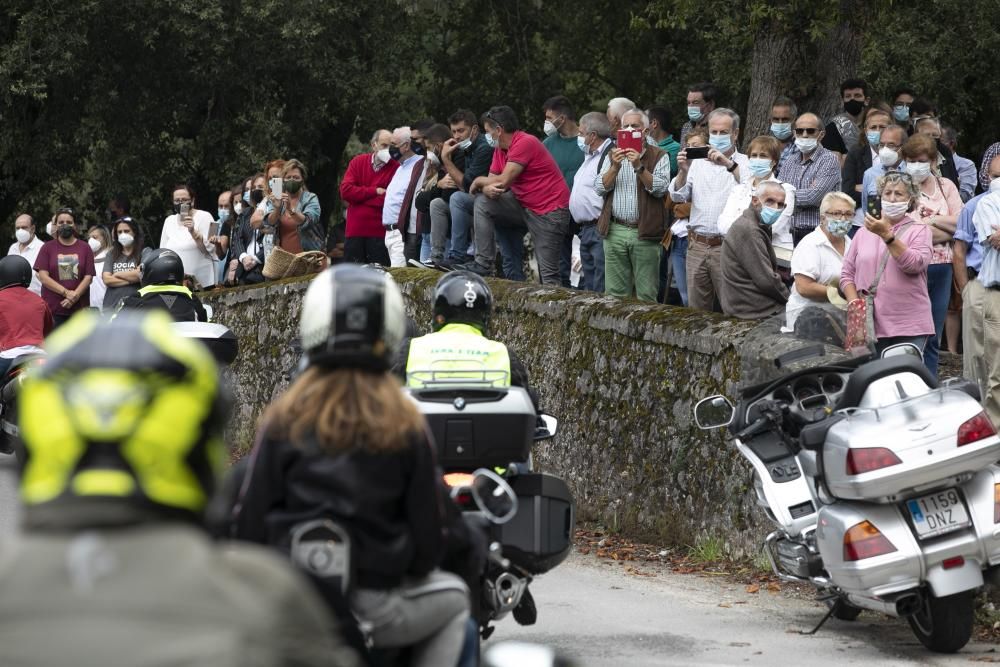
[
  {"xmin": 299, "ymin": 264, "xmax": 405, "ymax": 371},
  {"xmin": 0, "ymin": 255, "xmax": 32, "ymax": 290},
  {"xmin": 17, "ymin": 310, "xmax": 229, "ymax": 517},
  {"xmin": 432, "ymin": 270, "xmax": 492, "ymax": 332},
  {"xmin": 140, "ymin": 248, "xmax": 185, "ymax": 287}
]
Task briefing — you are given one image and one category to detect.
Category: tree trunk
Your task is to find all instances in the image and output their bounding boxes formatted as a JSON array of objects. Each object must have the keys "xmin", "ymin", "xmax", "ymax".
[
  {"xmin": 743, "ymin": 29, "xmax": 795, "ymax": 149},
  {"xmin": 312, "ymin": 121, "xmax": 354, "ymax": 252}
]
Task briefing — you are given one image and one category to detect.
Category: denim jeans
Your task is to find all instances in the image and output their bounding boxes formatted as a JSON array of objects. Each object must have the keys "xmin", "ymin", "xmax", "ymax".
[
  {"xmin": 420, "ymin": 232, "xmax": 431, "ymax": 262},
  {"xmin": 923, "ymin": 262, "xmax": 953, "ymax": 377},
  {"xmin": 671, "ymin": 236, "xmax": 689, "ymax": 306},
  {"xmin": 446, "ymin": 191, "xmax": 476, "ymax": 262},
  {"xmin": 495, "ymin": 224, "xmax": 527, "ymax": 280},
  {"xmin": 578, "ymin": 223, "xmax": 605, "ymax": 292}
]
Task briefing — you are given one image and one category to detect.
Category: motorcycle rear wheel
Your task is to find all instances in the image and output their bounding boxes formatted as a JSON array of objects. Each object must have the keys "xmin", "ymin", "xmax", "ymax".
[{"xmin": 906, "ymin": 591, "xmax": 974, "ymax": 653}]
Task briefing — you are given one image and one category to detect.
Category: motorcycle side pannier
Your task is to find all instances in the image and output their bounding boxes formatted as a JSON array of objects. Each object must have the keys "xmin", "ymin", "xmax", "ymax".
[
  {"xmin": 407, "ymin": 386, "xmax": 536, "ymax": 469},
  {"xmin": 493, "ymin": 473, "xmax": 575, "ymax": 574}
]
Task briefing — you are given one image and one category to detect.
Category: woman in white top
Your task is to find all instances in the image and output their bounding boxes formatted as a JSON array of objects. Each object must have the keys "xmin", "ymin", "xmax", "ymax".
[
  {"xmin": 717, "ymin": 135, "xmax": 796, "ymax": 251},
  {"xmin": 87, "ymin": 225, "xmax": 111, "ymax": 312},
  {"xmin": 159, "ymin": 183, "xmax": 216, "ymax": 288},
  {"xmin": 784, "ymin": 191, "xmax": 854, "ymax": 330}
]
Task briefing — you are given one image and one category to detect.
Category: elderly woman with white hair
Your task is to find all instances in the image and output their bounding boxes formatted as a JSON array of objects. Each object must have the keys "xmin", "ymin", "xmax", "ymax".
[
  {"xmin": 606, "ymin": 97, "xmax": 636, "ymax": 133},
  {"xmin": 784, "ymin": 191, "xmax": 855, "ymax": 329},
  {"xmin": 718, "ymin": 181, "xmax": 790, "ymax": 319}
]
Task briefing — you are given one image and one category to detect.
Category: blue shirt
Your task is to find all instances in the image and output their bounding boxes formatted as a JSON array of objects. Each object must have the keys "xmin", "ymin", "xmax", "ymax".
[
  {"xmin": 954, "ymin": 193, "xmax": 985, "ymax": 273},
  {"xmin": 860, "ymin": 161, "xmax": 907, "ymax": 218}
]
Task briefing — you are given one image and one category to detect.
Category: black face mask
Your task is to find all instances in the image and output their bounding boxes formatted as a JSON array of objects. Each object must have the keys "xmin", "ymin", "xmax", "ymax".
[
  {"xmin": 250, "ymin": 189, "xmax": 265, "ymax": 205},
  {"xmin": 388, "ymin": 146, "xmax": 403, "ymax": 161},
  {"xmin": 57, "ymin": 225, "xmax": 75, "ymax": 239},
  {"xmin": 411, "ymin": 142, "xmax": 425, "ymax": 156},
  {"xmin": 844, "ymin": 99, "xmax": 865, "ymax": 116}
]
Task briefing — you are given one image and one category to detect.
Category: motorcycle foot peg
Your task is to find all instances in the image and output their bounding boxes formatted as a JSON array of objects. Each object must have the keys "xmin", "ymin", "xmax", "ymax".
[{"xmin": 513, "ymin": 587, "xmax": 537, "ymax": 626}]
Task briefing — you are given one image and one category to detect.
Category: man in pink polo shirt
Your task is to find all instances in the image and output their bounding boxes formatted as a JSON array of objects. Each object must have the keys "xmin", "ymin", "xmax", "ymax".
[{"xmin": 465, "ymin": 105, "xmax": 570, "ymax": 284}]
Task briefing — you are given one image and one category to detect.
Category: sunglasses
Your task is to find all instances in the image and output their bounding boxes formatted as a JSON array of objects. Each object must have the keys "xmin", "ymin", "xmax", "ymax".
[{"xmin": 793, "ymin": 127, "xmax": 820, "ymax": 136}]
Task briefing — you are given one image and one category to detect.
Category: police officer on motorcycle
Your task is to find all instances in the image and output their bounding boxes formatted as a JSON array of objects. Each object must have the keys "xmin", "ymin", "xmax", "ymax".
[
  {"xmin": 115, "ymin": 248, "xmax": 207, "ymax": 322},
  {"xmin": 397, "ymin": 271, "xmax": 539, "ymax": 409}
]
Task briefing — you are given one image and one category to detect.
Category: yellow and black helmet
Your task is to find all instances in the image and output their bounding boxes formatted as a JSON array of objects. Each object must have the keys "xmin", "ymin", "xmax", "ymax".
[{"xmin": 17, "ymin": 310, "xmax": 229, "ymax": 516}]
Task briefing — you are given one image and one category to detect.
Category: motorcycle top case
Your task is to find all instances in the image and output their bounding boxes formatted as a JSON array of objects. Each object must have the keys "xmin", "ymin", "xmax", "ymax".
[
  {"xmin": 823, "ymin": 376, "xmax": 1000, "ymax": 502},
  {"xmin": 406, "ymin": 386, "xmax": 536, "ymax": 470},
  {"xmin": 492, "ymin": 472, "xmax": 575, "ymax": 575}
]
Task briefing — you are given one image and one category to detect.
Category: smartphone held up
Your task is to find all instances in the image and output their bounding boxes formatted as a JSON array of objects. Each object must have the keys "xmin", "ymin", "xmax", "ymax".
[{"xmin": 616, "ymin": 129, "xmax": 643, "ymax": 154}]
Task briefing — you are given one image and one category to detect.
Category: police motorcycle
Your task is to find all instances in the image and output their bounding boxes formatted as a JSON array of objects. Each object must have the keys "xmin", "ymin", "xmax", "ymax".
[{"xmin": 694, "ymin": 306, "xmax": 1000, "ymax": 653}]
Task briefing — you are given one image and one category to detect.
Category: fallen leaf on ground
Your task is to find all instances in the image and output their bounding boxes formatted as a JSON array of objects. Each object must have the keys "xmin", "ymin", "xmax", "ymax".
[
  {"xmin": 745, "ymin": 584, "xmax": 760, "ymax": 594},
  {"xmin": 767, "ymin": 582, "xmax": 781, "ymax": 593},
  {"xmin": 718, "ymin": 602, "xmax": 732, "ymax": 608}
]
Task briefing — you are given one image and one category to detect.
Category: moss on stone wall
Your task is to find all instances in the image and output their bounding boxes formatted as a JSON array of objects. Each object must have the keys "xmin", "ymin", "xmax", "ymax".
[{"xmin": 205, "ymin": 268, "xmax": 812, "ymax": 557}]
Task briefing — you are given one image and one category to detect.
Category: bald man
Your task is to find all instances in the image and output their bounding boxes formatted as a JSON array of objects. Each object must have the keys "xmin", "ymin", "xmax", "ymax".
[{"xmin": 777, "ymin": 112, "xmax": 842, "ymax": 247}]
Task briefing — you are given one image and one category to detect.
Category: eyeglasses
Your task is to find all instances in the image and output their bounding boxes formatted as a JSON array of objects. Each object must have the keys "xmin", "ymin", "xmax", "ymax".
[
  {"xmin": 825, "ymin": 211, "xmax": 854, "ymax": 220},
  {"xmin": 172, "ymin": 198, "xmax": 193, "ymax": 205},
  {"xmin": 793, "ymin": 127, "xmax": 820, "ymax": 136}
]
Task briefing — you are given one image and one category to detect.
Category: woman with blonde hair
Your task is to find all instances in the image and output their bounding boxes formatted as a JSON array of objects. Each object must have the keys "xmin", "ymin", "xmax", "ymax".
[
  {"xmin": 253, "ymin": 158, "xmax": 324, "ymax": 252},
  {"xmin": 232, "ymin": 264, "xmax": 469, "ymax": 666}
]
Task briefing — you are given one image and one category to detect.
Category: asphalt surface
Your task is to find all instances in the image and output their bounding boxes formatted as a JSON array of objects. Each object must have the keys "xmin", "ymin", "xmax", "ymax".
[
  {"xmin": 0, "ymin": 454, "xmax": 19, "ymax": 537},
  {"xmin": 498, "ymin": 551, "xmax": 999, "ymax": 666}
]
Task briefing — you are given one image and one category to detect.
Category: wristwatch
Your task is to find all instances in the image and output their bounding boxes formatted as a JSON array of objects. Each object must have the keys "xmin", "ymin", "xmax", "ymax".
[
  {"xmin": 884, "ymin": 235, "xmax": 895, "ymax": 245},
  {"xmin": 726, "ymin": 161, "xmax": 738, "ymax": 173},
  {"xmin": 633, "ymin": 165, "xmax": 645, "ymax": 174}
]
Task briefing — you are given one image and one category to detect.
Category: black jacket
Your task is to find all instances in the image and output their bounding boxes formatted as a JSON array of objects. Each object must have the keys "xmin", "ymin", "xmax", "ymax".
[
  {"xmin": 118, "ymin": 289, "xmax": 207, "ymax": 322},
  {"xmin": 232, "ymin": 430, "xmax": 446, "ymax": 590},
  {"xmin": 841, "ymin": 145, "xmax": 874, "ymax": 209}
]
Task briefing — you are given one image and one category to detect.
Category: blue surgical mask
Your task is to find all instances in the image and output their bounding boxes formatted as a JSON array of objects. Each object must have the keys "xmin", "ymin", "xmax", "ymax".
[
  {"xmin": 866, "ymin": 130, "xmax": 882, "ymax": 146},
  {"xmin": 826, "ymin": 218, "xmax": 852, "ymax": 237},
  {"xmin": 748, "ymin": 158, "xmax": 773, "ymax": 178},
  {"xmin": 217, "ymin": 208, "xmax": 230, "ymax": 222},
  {"xmin": 892, "ymin": 105, "xmax": 910, "ymax": 122},
  {"xmin": 645, "ymin": 134, "xmax": 657, "ymax": 147},
  {"xmin": 708, "ymin": 134, "xmax": 732, "ymax": 152},
  {"xmin": 687, "ymin": 106, "xmax": 703, "ymax": 122},
  {"xmin": 242, "ymin": 190, "xmax": 251, "ymax": 205},
  {"xmin": 759, "ymin": 206, "xmax": 782, "ymax": 226},
  {"xmin": 485, "ymin": 133, "xmax": 496, "ymax": 148},
  {"xmin": 577, "ymin": 136, "xmax": 588, "ymax": 153},
  {"xmin": 770, "ymin": 123, "xmax": 792, "ymax": 140}
]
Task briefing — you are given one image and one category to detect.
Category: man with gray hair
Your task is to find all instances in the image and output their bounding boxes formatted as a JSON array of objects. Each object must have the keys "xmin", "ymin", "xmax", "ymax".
[
  {"xmin": 595, "ymin": 109, "xmax": 671, "ymax": 301},
  {"xmin": 719, "ymin": 181, "xmax": 790, "ymax": 319},
  {"xmin": 669, "ymin": 107, "xmax": 749, "ymax": 311},
  {"xmin": 340, "ymin": 129, "xmax": 399, "ymax": 265},
  {"xmin": 7, "ymin": 213, "xmax": 43, "ymax": 295},
  {"xmin": 381, "ymin": 126, "xmax": 425, "ymax": 266},
  {"xmin": 606, "ymin": 97, "xmax": 636, "ymax": 134},
  {"xmin": 570, "ymin": 111, "xmax": 614, "ymax": 292}
]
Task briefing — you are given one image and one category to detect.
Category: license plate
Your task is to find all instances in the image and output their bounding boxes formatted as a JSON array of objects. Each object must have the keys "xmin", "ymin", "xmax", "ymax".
[{"xmin": 906, "ymin": 489, "xmax": 970, "ymax": 539}]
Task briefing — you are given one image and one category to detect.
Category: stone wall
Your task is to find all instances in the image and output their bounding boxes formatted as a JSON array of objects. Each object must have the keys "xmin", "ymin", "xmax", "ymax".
[{"xmin": 205, "ymin": 269, "xmax": 819, "ymax": 557}]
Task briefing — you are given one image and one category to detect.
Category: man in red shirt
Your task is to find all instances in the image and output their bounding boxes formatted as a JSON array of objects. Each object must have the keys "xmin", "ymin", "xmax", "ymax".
[
  {"xmin": 339, "ymin": 129, "xmax": 400, "ymax": 265},
  {"xmin": 466, "ymin": 106, "xmax": 571, "ymax": 284},
  {"xmin": 0, "ymin": 256, "xmax": 53, "ymax": 377}
]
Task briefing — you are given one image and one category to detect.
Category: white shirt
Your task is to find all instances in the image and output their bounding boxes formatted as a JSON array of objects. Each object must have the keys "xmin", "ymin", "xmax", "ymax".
[
  {"xmin": 668, "ymin": 151, "xmax": 750, "ymax": 235},
  {"xmin": 90, "ymin": 251, "xmax": 108, "ymax": 312},
  {"xmin": 159, "ymin": 209, "xmax": 217, "ymax": 287},
  {"xmin": 6, "ymin": 236, "xmax": 44, "ymax": 295},
  {"xmin": 717, "ymin": 176, "xmax": 796, "ymax": 249},
  {"xmin": 569, "ymin": 139, "xmax": 612, "ymax": 223},
  {"xmin": 382, "ymin": 155, "xmax": 424, "ymax": 230},
  {"xmin": 784, "ymin": 226, "xmax": 851, "ymax": 329}
]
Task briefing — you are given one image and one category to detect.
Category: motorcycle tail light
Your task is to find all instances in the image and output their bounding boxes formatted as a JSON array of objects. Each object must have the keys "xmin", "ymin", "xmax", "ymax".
[
  {"xmin": 994, "ymin": 484, "xmax": 1000, "ymax": 524},
  {"xmin": 843, "ymin": 520, "xmax": 897, "ymax": 561},
  {"xmin": 846, "ymin": 447, "xmax": 902, "ymax": 475},
  {"xmin": 957, "ymin": 412, "xmax": 997, "ymax": 447},
  {"xmin": 942, "ymin": 556, "xmax": 965, "ymax": 570},
  {"xmin": 443, "ymin": 472, "xmax": 474, "ymax": 489}
]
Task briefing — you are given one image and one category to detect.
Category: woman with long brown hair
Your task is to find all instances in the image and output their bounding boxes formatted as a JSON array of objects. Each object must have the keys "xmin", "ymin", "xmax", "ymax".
[{"xmin": 232, "ymin": 264, "xmax": 469, "ymax": 666}]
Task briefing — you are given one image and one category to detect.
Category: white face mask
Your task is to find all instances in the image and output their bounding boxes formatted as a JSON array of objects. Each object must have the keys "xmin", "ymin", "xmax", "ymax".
[
  {"xmin": 375, "ymin": 148, "xmax": 391, "ymax": 165},
  {"xmin": 88, "ymin": 237, "xmax": 102, "ymax": 253},
  {"xmin": 15, "ymin": 229, "xmax": 31, "ymax": 244},
  {"xmin": 905, "ymin": 162, "xmax": 932, "ymax": 183},
  {"xmin": 233, "ymin": 201, "xmax": 243, "ymax": 215},
  {"xmin": 795, "ymin": 137, "xmax": 818, "ymax": 153},
  {"xmin": 46, "ymin": 222, "xmax": 55, "ymax": 237},
  {"xmin": 882, "ymin": 200, "xmax": 910, "ymax": 221},
  {"xmin": 118, "ymin": 233, "xmax": 135, "ymax": 247},
  {"xmin": 878, "ymin": 147, "xmax": 899, "ymax": 166},
  {"xmin": 543, "ymin": 120, "xmax": 558, "ymax": 137},
  {"xmin": 457, "ymin": 138, "xmax": 473, "ymax": 151},
  {"xmin": 427, "ymin": 152, "xmax": 440, "ymax": 166}
]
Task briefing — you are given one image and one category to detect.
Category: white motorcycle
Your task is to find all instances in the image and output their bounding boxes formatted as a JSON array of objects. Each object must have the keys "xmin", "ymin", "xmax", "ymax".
[{"xmin": 695, "ymin": 308, "xmax": 1000, "ymax": 653}]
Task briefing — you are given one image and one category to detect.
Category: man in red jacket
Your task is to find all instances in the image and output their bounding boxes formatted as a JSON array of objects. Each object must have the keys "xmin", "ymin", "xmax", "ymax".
[
  {"xmin": 340, "ymin": 129, "xmax": 400, "ymax": 265},
  {"xmin": 0, "ymin": 256, "xmax": 53, "ymax": 377}
]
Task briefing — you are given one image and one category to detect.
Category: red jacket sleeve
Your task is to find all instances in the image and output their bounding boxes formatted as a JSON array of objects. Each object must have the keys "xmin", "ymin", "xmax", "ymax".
[{"xmin": 340, "ymin": 156, "xmax": 382, "ymax": 207}]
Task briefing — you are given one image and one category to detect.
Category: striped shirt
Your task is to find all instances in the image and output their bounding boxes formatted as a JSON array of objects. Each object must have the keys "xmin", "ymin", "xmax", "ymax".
[
  {"xmin": 595, "ymin": 150, "xmax": 671, "ymax": 223},
  {"xmin": 776, "ymin": 145, "xmax": 842, "ymax": 230}
]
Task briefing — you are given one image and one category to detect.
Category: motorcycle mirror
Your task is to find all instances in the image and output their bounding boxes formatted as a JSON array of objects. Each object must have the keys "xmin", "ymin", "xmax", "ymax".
[
  {"xmin": 880, "ymin": 343, "xmax": 923, "ymax": 360},
  {"xmin": 471, "ymin": 468, "xmax": 518, "ymax": 525},
  {"xmin": 535, "ymin": 414, "xmax": 558, "ymax": 440},
  {"xmin": 694, "ymin": 395, "xmax": 735, "ymax": 429}
]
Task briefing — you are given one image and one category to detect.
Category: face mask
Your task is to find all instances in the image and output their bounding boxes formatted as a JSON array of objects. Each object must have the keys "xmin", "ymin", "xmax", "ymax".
[
  {"xmin": 250, "ymin": 189, "xmax": 265, "ymax": 205},
  {"xmin": 411, "ymin": 143, "xmax": 425, "ymax": 156},
  {"xmin": 770, "ymin": 123, "xmax": 792, "ymax": 140},
  {"xmin": 826, "ymin": 218, "xmax": 852, "ymax": 237},
  {"xmin": 708, "ymin": 134, "xmax": 732, "ymax": 152},
  {"xmin": 284, "ymin": 179, "xmax": 303, "ymax": 195},
  {"xmin": 118, "ymin": 233, "xmax": 135, "ymax": 247},
  {"xmin": 88, "ymin": 237, "xmax": 102, "ymax": 253},
  {"xmin": 543, "ymin": 120, "xmax": 558, "ymax": 137},
  {"xmin": 233, "ymin": 201, "xmax": 243, "ymax": 216},
  {"xmin": 388, "ymin": 145, "xmax": 403, "ymax": 161},
  {"xmin": 58, "ymin": 225, "xmax": 75, "ymax": 240},
  {"xmin": 577, "ymin": 136, "xmax": 588, "ymax": 153},
  {"xmin": 882, "ymin": 200, "xmax": 910, "ymax": 221},
  {"xmin": 866, "ymin": 130, "xmax": 882, "ymax": 146},
  {"xmin": 990, "ymin": 178, "xmax": 1000, "ymax": 193},
  {"xmin": 242, "ymin": 190, "xmax": 251, "ymax": 204},
  {"xmin": 904, "ymin": 162, "xmax": 932, "ymax": 183},
  {"xmin": 878, "ymin": 147, "xmax": 899, "ymax": 166},
  {"xmin": 15, "ymin": 229, "xmax": 31, "ymax": 244},
  {"xmin": 687, "ymin": 106, "xmax": 703, "ymax": 122},
  {"xmin": 484, "ymin": 133, "xmax": 496, "ymax": 148},
  {"xmin": 457, "ymin": 138, "xmax": 472, "ymax": 151},
  {"xmin": 217, "ymin": 208, "xmax": 230, "ymax": 222},
  {"xmin": 172, "ymin": 203, "xmax": 183, "ymax": 215},
  {"xmin": 758, "ymin": 206, "xmax": 782, "ymax": 226},
  {"xmin": 844, "ymin": 99, "xmax": 865, "ymax": 116},
  {"xmin": 795, "ymin": 137, "xmax": 818, "ymax": 153},
  {"xmin": 427, "ymin": 152, "xmax": 441, "ymax": 166},
  {"xmin": 645, "ymin": 134, "xmax": 658, "ymax": 147},
  {"xmin": 46, "ymin": 222, "xmax": 54, "ymax": 237},
  {"xmin": 375, "ymin": 148, "xmax": 391, "ymax": 165},
  {"xmin": 747, "ymin": 158, "xmax": 773, "ymax": 178},
  {"xmin": 892, "ymin": 105, "xmax": 910, "ymax": 122}
]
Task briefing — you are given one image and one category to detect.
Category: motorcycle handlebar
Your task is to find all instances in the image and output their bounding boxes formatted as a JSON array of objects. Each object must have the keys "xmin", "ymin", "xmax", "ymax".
[{"xmin": 734, "ymin": 400, "xmax": 784, "ymax": 440}]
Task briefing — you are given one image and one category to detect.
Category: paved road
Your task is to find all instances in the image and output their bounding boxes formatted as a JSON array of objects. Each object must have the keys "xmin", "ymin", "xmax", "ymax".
[
  {"xmin": 499, "ymin": 551, "xmax": 998, "ymax": 666},
  {"xmin": 0, "ymin": 454, "xmax": 19, "ymax": 537}
]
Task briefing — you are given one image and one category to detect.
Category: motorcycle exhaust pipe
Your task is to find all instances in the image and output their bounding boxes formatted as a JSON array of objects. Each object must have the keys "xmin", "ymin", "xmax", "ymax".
[{"xmin": 894, "ymin": 593, "xmax": 922, "ymax": 617}]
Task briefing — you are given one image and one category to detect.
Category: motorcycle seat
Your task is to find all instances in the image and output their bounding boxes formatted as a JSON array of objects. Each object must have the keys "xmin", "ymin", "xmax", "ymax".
[
  {"xmin": 835, "ymin": 356, "xmax": 936, "ymax": 410},
  {"xmin": 799, "ymin": 414, "xmax": 846, "ymax": 452}
]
